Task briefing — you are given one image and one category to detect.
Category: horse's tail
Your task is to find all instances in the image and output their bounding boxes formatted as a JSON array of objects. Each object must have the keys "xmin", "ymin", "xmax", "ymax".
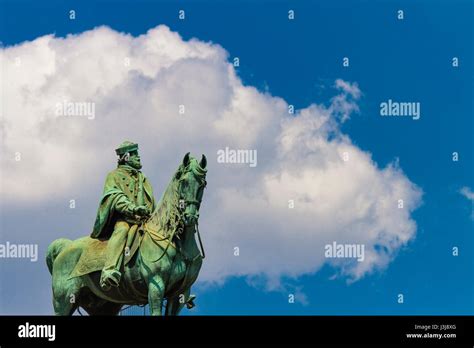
[{"xmin": 46, "ymin": 238, "xmax": 72, "ymax": 274}]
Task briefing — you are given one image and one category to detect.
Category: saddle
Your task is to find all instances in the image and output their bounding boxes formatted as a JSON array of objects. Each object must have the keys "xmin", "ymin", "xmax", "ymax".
[{"xmin": 68, "ymin": 225, "xmax": 143, "ymax": 279}]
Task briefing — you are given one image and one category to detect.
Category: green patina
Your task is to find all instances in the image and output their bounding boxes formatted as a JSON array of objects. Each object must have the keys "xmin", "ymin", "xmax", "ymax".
[{"xmin": 46, "ymin": 144, "xmax": 207, "ymax": 316}]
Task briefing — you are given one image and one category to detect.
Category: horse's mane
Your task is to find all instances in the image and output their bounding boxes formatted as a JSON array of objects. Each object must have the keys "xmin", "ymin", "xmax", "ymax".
[
  {"xmin": 147, "ymin": 166, "xmax": 183, "ymax": 237},
  {"xmin": 146, "ymin": 157, "xmax": 206, "ymax": 237}
]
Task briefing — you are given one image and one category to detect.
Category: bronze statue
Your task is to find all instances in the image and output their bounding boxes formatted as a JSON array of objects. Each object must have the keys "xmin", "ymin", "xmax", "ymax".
[
  {"xmin": 46, "ymin": 144, "xmax": 207, "ymax": 315},
  {"xmin": 91, "ymin": 141, "xmax": 156, "ymax": 290}
]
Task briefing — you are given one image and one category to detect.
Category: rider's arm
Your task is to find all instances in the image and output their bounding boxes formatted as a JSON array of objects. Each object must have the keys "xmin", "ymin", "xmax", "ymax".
[
  {"xmin": 114, "ymin": 194, "xmax": 138, "ymax": 218},
  {"xmin": 115, "ymin": 195, "xmax": 149, "ymax": 218}
]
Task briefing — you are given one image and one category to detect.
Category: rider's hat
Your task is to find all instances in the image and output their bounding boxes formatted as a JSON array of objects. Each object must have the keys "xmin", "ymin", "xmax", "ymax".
[{"xmin": 115, "ymin": 141, "xmax": 139, "ymax": 156}]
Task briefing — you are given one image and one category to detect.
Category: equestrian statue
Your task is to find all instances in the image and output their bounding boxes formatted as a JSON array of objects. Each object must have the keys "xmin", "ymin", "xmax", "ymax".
[{"xmin": 46, "ymin": 141, "xmax": 207, "ymax": 315}]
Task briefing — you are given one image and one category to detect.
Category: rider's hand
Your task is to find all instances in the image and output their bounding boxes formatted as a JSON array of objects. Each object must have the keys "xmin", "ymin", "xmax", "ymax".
[{"xmin": 134, "ymin": 205, "xmax": 150, "ymax": 217}]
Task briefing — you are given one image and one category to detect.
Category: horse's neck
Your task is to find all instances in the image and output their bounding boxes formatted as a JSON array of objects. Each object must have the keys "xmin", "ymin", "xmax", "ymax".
[
  {"xmin": 148, "ymin": 178, "xmax": 178, "ymax": 234},
  {"xmin": 146, "ymin": 172, "xmax": 200, "ymax": 259},
  {"xmin": 180, "ymin": 224, "xmax": 201, "ymax": 260}
]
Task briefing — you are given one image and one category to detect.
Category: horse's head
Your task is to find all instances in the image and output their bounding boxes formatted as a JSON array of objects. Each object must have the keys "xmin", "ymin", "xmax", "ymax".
[{"xmin": 176, "ymin": 152, "xmax": 207, "ymax": 227}]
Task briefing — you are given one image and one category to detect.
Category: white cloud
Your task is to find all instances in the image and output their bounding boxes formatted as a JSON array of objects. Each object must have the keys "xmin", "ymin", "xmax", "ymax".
[
  {"xmin": 460, "ymin": 186, "xmax": 474, "ymax": 201},
  {"xmin": 459, "ymin": 186, "xmax": 474, "ymax": 219},
  {"xmin": 335, "ymin": 78, "xmax": 361, "ymax": 99},
  {"xmin": 0, "ymin": 25, "xmax": 422, "ymax": 290}
]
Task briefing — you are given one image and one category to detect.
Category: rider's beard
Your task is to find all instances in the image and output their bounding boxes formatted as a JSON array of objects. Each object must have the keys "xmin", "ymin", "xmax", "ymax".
[{"xmin": 128, "ymin": 158, "xmax": 142, "ymax": 170}]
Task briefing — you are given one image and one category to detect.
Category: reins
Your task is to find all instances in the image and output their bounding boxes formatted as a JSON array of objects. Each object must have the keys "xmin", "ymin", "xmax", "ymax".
[
  {"xmin": 140, "ymin": 162, "xmax": 206, "ymax": 263},
  {"xmin": 144, "ymin": 221, "xmax": 179, "ymax": 263},
  {"xmin": 195, "ymin": 221, "xmax": 205, "ymax": 259}
]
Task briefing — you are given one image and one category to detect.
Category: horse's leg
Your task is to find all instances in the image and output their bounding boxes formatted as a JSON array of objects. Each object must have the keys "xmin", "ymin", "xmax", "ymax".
[
  {"xmin": 165, "ymin": 288, "xmax": 190, "ymax": 316},
  {"xmin": 52, "ymin": 262, "xmax": 82, "ymax": 315},
  {"xmin": 83, "ymin": 300, "xmax": 123, "ymax": 316},
  {"xmin": 100, "ymin": 301, "xmax": 123, "ymax": 316},
  {"xmin": 148, "ymin": 275, "xmax": 165, "ymax": 316},
  {"xmin": 53, "ymin": 297, "xmax": 77, "ymax": 316},
  {"xmin": 52, "ymin": 278, "xmax": 81, "ymax": 315}
]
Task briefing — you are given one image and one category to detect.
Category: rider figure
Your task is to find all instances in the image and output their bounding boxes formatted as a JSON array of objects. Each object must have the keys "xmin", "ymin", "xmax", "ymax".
[{"xmin": 91, "ymin": 141, "xmax": 156, "ymax": 290}]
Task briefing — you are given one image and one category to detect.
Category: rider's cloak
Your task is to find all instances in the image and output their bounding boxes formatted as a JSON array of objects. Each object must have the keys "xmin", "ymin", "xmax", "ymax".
[{"xmin": 91, "ymin": 165, "xmax": 155, "ymax": 239}]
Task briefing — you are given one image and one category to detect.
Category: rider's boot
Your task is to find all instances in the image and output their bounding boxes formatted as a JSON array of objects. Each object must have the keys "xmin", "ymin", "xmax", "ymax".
[{"xmin": 100, "ymin": 269, "xmax": 122, "ymax": 291}]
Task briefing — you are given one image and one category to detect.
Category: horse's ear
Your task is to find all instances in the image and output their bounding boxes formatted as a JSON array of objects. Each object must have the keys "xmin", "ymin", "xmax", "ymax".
[
  {"xmin": 183, "ymin": 152, "xmax": 191, "ymax": 167},
  {"xmin": 200, "ymin": 154, "xmax": 207, "ymax": 169}
]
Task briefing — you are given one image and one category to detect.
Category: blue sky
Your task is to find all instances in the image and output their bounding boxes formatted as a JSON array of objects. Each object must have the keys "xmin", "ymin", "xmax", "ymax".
[{"xmin": 0, "ymin": 0, "xmax": 472, "ymax": 315}]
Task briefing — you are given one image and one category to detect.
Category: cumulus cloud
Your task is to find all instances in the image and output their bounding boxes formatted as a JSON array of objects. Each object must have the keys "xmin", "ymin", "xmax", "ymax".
[
  {"xmin": 459, "ymin": 186, "xmax": 474, "ymax": 219},
  {"xmin": 460, "ymin": 187, "xmax": 474, "ymax": 201},
  {"xmin": 0, "ymin": 25, "xmax": 422, "ymax": 292}
]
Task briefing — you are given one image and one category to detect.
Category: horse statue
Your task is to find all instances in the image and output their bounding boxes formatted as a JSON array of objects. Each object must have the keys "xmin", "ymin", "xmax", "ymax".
[{"xmin": 46, "ymin": 153, "xmax": 207, "ymax": 315}]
